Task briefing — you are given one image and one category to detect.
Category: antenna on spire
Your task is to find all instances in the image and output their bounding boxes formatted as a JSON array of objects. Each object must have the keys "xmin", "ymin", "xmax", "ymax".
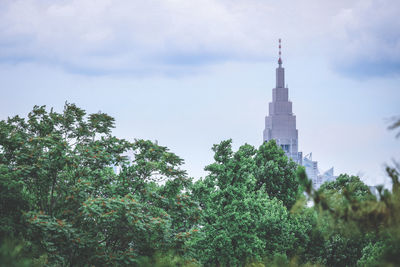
[{"xmin": 278, "ymin": 38, "xmax": 282, "ymax": 67}]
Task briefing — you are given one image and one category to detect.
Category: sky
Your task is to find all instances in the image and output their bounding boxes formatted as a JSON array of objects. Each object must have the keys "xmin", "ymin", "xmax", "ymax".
[{"xmin": 0, "ymin": 0, "xmax": 399, "ymax": 186}]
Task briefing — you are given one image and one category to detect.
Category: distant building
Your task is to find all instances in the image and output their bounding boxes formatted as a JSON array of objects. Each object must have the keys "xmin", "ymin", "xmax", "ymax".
[
  {"xmin": 303, "ymin": 153, "xmax": 319, "ymax": 186},
  {"xmin": 320, "ymin": 167, "xmax": 335, "ymax": 184},
  {"xmin": 263, "ymin": 39, "xmax": 302, "ymax": 165},
  {"xmin": 263, "ymin": 39, "xmax": 335, "ymax": 188},
  {"xmin": 303, "ymin": 153, "xmax": 336, "ymax": 189}
]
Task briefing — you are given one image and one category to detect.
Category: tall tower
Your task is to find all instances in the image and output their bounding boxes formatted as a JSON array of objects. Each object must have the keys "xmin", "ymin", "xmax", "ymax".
[{"xmin": 263, "ymin": 39, "xmax": 302, "ymax": 164}]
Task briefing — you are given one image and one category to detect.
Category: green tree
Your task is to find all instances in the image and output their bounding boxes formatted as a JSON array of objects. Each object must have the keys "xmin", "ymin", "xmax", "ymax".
[
  {"xmin": 191, "ymin": 140, "xmax": 305, "ymax": 266},
  {"xmin": 254, "ymin": 140, "xmax": 299, "ymax": 208},
  {"xmin": 0, "ymin": 104, "xmax": 199, "ymax": 266},
  {"xmin": 298, "ymin": 160, "xmax": 400, "ymax": 266},
  {"xmin": 0, "ymin": 104, "xmax": 132, "ymax": 217},
  {"xmin": 318, "ymin": 174, "xmax": 375, "ymax": 202},
  {"xmin": 0, "ymin": 165, "xmax": 30, "ymax": 240}
]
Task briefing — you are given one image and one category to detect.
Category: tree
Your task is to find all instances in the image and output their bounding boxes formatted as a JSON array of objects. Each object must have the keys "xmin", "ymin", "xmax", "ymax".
[
  {"xmin": 297, "ymin": 161, "xmax": 400, "ymax": 266},
  {"xmin": 0, "ymin": 104, "xmax": 132, "ymax": 217},
  {"xmin": 388, "ymin": 116, "xmax": 400, "ymax": 138},
  {"xmin": 254, "ymin": 140, "xmax": 299, "ymax": 208},
  {"xmin": 0, "ymin": 103, "xmax": 199, "ymax": 266},
  {"xmin": 318, "ymin": 174, "xmax": 375, "ymax": 202},
  {"xmin": 190, "ymin": 140, "xmax": 304, "ymax": 266},
  {"xmin": 0, "ymin": 165, "xmax": 30, "ymax": 240}
]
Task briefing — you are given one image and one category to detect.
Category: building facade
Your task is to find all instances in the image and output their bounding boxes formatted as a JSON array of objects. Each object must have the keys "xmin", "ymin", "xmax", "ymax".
[
  {"xmin": 263, "ymin": 40, "xmax": 302, "ymax": 164},
  {"xmin": 263, "ymin": 40, "xmax": 335, "ymax": 188}
]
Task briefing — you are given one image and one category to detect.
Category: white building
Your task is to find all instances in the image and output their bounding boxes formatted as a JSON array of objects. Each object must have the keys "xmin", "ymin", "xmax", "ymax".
[
  {"xmin": 303, "ymin": 153, "xmax": 319, "ymax": 185},
  {"xmin": 303, "ymin": 153, "xmax": 336, "ymax": 189}
]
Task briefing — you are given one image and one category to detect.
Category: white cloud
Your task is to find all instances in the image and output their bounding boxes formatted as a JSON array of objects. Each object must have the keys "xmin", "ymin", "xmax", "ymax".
[
  {"xmin": 330, "ymin": 0, "xmax": 400, "ymax": 77},
  {"xmin": 0, "ymin": 0, "xmax": 398, "ymax": 76}
]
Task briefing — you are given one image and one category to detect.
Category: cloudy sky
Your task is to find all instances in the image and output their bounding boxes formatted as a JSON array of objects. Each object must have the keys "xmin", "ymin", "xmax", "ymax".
[{"xmin": 1, "ymin": 0, "xmax": 399, "ymax": 185}]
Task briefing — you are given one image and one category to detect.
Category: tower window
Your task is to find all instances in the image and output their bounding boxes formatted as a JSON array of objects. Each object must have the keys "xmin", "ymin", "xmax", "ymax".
[{"xmin": 280, "ymin": 144, "xmax": 290, "ymax": 153}]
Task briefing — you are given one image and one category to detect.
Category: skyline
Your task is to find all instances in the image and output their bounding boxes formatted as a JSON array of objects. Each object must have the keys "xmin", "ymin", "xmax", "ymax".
[{"xmin": 1, "ymin": 0, "xmax": 399, "ymax": 186}]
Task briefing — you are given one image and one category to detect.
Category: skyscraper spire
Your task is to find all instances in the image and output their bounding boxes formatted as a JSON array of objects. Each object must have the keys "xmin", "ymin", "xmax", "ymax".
[
  {"xmin": 276, "ymin": 39, "xmax": 285, "ymax": 88},
  {"xmin": 278, "ymin": 38, "xmax": 282, "ymax": 67},
  {"xmin": 264, "ymin": 39, "xmax": 302, "ymax": 164}
]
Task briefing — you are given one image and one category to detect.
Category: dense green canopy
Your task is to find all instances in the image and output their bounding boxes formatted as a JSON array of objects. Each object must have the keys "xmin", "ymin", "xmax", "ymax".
[{"xmin": 1, "ymin": 104, "xmax": 399, "ymax": 266}]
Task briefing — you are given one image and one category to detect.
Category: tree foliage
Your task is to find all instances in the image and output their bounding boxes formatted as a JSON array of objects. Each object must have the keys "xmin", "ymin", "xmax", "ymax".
[
  {"xmin": 254, "ymin": 140, "xmax": 299, "ymax": 208},
  {"xmin": 298, "ymin": 160, "xmax": 400, "ymax": 266},
  {"xmin": 190, "ymin": 140, "xmax": 308, "ymax": 266},
  {"xmin": 1, "ymin": 104, "xmax": 399, "ymax": 266},
  {"xmin": 0, "ymin": 103, "xmax": 199, "ymax": 266}
]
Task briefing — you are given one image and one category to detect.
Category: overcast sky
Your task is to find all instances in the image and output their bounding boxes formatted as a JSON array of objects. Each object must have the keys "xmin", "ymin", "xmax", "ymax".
[{"xmin": 1, "ymin": 0, "xmax": 399, "ymax": 186}]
